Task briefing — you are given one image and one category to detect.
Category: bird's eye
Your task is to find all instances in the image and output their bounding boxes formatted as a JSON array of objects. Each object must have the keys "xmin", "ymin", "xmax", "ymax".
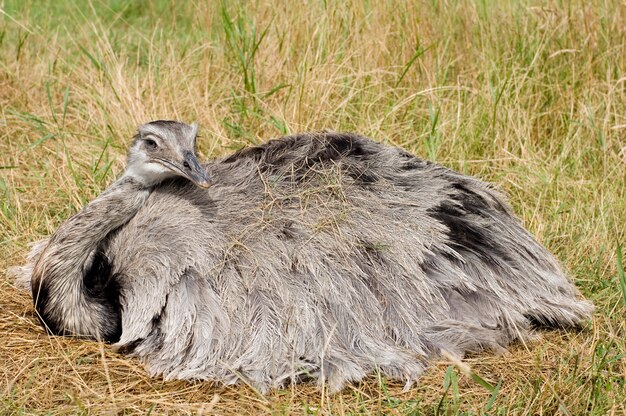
[
  {"xmin": 183, "ymin": 161, "xmax": 190, "ymax": 169},
  {"xmin": 145, "ymin": 139, "xmax": 157, "ymax": 149}
]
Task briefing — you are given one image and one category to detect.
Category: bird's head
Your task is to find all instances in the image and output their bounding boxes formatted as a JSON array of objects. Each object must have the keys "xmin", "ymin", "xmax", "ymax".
[{"xmin": 125, "ymin": 120, "xmax": 212, "ymax": 188}]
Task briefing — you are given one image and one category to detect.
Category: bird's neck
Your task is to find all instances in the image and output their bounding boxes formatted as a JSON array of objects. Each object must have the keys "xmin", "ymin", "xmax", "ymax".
[
  {"xmin": 31, "ymin": 176, "xmax": 151, "ymax": 341},
  {"xmin": 123, "ymin": 163, "xmax": 173, "ymax": 188}
]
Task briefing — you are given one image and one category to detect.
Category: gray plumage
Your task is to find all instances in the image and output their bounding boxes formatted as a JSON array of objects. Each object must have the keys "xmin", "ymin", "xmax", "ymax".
[{"xmin": 11, "ymin": 121, "xmax": 593, "ymax": 393}]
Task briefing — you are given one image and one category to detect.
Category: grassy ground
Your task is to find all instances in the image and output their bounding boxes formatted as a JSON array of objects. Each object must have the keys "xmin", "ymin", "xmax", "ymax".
[{"xmin": 1, "ymin": 0, "xmax": 624, "ymax": 414}]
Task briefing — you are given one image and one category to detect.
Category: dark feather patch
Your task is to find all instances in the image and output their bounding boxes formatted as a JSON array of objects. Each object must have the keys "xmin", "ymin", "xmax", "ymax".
[
  {"xmin": 82, "ymin": 249, "xmax": 122, "ymax": 342},
  {"xmin": 430, "ymin": 202, "xmax": 493, "ymax": 254},
  {"xmin": 428, "ymin": 183, "xmax": 514, "ymax": 268},
  {"xmin": 222, "ymin": 133, "xmax": 380, "ymax": 187}
]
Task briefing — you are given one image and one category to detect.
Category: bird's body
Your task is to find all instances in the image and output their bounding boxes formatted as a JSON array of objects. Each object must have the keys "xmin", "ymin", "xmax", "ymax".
[{"xmin": 13, "ymin": 122, "xmax": 593, "ymax": 392}]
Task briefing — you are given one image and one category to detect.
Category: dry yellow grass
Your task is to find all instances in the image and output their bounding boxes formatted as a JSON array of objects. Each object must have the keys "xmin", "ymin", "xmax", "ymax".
[{"xmin": 1, "ymin": 0, "xmax": 625, "ymax": 414}]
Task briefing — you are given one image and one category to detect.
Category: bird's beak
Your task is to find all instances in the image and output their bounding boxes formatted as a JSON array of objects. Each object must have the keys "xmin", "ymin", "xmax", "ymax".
[
  {"xmin": 152, "ymin": 152, "xmax": 212, "ymax": 188},
  {"xmin": 181, "ymin": 152, "xmax": 212, "ymax": 189},
  {"xmin": 154, "ymin": 153, "xmax": 212, "ymax": 189}
]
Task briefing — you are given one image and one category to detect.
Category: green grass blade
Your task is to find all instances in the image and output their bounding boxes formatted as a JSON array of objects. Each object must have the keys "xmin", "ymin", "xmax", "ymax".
[
  {"xmin": 394, "ymin": 44, "xmax": 431, "ymax": 88},
  {"xmin": 61, "ymin": 83, "xmax": 70, "ymax": 128},
  {"xmin": 617, "ymin": 245, "xmax": 625, "ymax": 307}
]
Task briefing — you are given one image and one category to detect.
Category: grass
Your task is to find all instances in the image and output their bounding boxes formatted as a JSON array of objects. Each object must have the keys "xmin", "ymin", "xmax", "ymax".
[{"xmin": 1, "ymin": 0, "xmax": 624, "ymax": 413}]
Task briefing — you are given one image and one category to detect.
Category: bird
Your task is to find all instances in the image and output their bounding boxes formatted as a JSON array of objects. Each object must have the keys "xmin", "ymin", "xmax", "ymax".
[{"xmin": 12, "ymin": 120, "xmax": 594, "ymax": 393}]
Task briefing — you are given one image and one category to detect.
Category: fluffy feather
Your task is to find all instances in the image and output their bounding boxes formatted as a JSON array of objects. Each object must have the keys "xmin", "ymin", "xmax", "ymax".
[{"xmin": 12, "ymin": 130, "xmax": 593, "ymax": 393}]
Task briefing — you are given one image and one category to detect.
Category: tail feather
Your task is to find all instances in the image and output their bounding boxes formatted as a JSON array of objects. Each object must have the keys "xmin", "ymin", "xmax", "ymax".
[{"xmin": 8, "ymin": 239, "xmax": 49, "ymax": 291}]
